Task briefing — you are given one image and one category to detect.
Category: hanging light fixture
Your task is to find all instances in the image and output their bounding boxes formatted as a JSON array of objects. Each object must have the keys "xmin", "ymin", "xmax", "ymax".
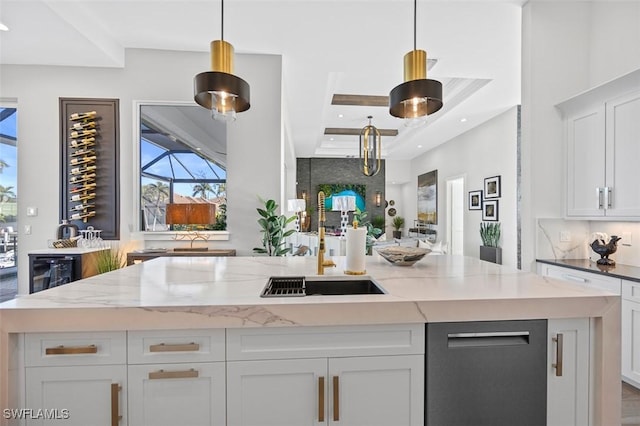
[
  {"xmin": 194, "ymin": 0, "xmax": 250, "ymax": 122},
  {"xmin": 389, "ymin": 0, "xmax": 443, "ymax": 126},
  {"xmin": 359, "ymin": 116, "xmax": 381, "ymax": 177}
]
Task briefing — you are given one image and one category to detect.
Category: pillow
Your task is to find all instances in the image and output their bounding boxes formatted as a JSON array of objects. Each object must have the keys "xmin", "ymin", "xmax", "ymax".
[{"xmin": 418, "ymin": 239, "xmax": 434, "ymax": 249}]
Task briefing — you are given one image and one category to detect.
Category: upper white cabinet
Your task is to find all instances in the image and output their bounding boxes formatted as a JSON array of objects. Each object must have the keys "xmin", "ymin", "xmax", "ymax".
[{"xmin": 559, "ymin": 69, "xmax": 640, "ymax": 219}]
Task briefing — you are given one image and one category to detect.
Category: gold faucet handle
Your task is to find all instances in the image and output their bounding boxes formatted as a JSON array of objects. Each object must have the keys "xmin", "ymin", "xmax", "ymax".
[{"xmin": 323, "ymin": 260, "xmax": 336, "ymax": 268}]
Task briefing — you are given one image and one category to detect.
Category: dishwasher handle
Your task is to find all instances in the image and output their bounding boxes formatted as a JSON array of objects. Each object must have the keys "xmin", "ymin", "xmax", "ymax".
[{"xmin": 447, "ymin": 331, "xmax": 530, "ymax": 348}]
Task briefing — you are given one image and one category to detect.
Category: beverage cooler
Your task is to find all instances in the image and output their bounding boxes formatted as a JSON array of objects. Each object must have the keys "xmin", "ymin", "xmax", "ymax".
[{"xmin": 28, "ymin": 254, "xmax": 86, "ymax": 294}]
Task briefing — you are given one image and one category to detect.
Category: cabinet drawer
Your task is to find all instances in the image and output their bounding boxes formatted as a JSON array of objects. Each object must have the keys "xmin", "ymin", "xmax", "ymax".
[
  {"xmin": 128, "ymin": 329, "xmax": 225, "ymax": 364},
  {"xmin": 227, "ymin": 324, "xmax": 424, "ymax": 361},
  {"xmin": 538, "ymin": 263, "xmax": 621, "ymax": 294},
  {"xmin": 622, "ymin": 280, "xmax": 640, "ymax": 302},
  {"xmin": 25, "ymin": 331, "xmax": 126, "ymax": 367}
]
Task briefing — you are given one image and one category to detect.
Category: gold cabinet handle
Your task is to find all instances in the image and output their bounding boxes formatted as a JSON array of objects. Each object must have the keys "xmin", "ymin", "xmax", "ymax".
[
  {"xmin": 333, "ymin": 376, "xmax": 340, "ymax": 421},
  {"xmin": 149, "ymin": 342, "xmax": 200, "ymax": 352},
  {"xmin": 45, "ymin": 344, "xmax": 97, "ymax": 355},
  {"xmin": 318, "ymin": 376, "xmax": 325, "ymax": 422},
  {"xmin": 110, "ymin": 383, "xmax": 122, "ymax": 426},
  {"xmin": 148, "ymin": 368, "xmax": 199, "ymax": 380},
  {"xmin": 552, "ymin": 333, "xmax": 564, "ymax": 377}
]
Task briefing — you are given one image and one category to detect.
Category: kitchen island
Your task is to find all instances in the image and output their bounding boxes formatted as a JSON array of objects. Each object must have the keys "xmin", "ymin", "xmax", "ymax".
[{"xmin": 0, "ymin": 255, "xmax": 620, "ymax": 425}]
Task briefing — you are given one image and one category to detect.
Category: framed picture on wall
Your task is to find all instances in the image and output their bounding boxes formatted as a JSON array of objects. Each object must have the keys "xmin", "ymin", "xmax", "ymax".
[
  {"xmin": 484, "ymin": 175, "xmax": 501, "ymax": 199},
  {"xmin": 482, "ymin": 199, "xmax": 499, "ymax": 221},
  {"xmin": 468, "ymin": 190, "xmax": 483, "ymax": 210},
  {"xmin": 417, "ymin": 170, "xmax": 437, "ymax": 224}
]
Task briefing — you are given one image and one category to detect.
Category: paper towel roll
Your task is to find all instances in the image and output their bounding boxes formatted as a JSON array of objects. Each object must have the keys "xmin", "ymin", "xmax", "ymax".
[{"xmin": 345, "ymin": 227, "xmax": 367, "ymax": 275}]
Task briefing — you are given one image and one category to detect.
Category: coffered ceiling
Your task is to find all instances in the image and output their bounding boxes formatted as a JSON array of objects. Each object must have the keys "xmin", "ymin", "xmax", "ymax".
[{"xmin": 0, "ymin": 0, "xmax": 523, "ymax": 161}]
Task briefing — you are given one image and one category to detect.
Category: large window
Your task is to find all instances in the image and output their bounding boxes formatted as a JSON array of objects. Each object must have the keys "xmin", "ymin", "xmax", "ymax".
[
  {"xmin": 139, "ymin": 104, "xmax": 227, "ymax": 231},
  {"xmin": 0, "ymin": 106, "xmax": 17, "ymax": 302}
]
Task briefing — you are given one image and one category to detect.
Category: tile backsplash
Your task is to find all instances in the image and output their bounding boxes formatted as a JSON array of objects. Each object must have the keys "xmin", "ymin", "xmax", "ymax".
[{"xmin": 537, "ymin": 218, "xmax": 640, "ymax": 267}]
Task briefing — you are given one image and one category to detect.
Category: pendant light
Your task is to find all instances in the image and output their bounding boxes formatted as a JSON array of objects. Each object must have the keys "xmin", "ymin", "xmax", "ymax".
[
  {"xmin": 389, "ymin": 0, "xmax": 443, "ymax": 126},
  {"xmin": 359, "ymin": 116, "xmax": 381, "ymax": 177},
  {"xmin": 194, "ymin": 0, "xmax": 250, "ymax": 122}
]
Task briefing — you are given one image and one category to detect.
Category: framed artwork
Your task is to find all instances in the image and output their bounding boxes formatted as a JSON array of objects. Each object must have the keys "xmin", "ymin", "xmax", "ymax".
[
  {"xmin": 482, "ymin": 199, "xmax": 499, "ymax": 221},
  {"xmin": 484, "ymin": 175, "xmax": 501, "ymax": 199},
  {"xmin": 417, "ymin": 170, "xmax": 438, "ymax": 224},
  {"xmin": 317, "ymin": 183, "xmax": 366, "ymax": 211},
  {"xmin": 468, "ymin": 190, "xmax": 483, "ymax": 210}
]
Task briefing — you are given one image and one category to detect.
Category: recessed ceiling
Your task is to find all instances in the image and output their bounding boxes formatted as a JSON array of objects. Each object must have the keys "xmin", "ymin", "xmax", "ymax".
[{"xmin": 0, "ymin": 0, "xmax": 523, "ymax": 162}]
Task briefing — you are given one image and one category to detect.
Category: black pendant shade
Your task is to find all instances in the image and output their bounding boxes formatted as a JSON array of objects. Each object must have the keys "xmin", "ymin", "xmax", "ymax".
[
  {"xmin": 389, "ymin": 78, "xmax": 443, "ymax": 118},
  {"xmin": 194, "ymin": 71, "xmax": 250, "ymax": 112}
]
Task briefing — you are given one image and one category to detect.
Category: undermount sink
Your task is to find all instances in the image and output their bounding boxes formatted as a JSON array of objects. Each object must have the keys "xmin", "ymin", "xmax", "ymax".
[{"xmin": 260, "ymin": 276, "xmax": 386, "ymax": 297}]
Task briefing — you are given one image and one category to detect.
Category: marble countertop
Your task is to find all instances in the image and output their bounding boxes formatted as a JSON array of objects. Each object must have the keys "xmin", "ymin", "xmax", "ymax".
[
  {"xmin": 0, "ymin": 255, "xmax": 619, "ymax": 332},
  {"xmin": 28, "ymin": 247, "xmax": 109, "ymax": 255},
  {"xmin": 537, "ymin": 258, "xmax": 640, "ymax": 282}
]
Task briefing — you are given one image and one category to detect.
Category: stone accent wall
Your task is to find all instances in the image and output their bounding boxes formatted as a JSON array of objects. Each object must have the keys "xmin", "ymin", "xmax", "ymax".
[{"xmin": 296, "ymin": 158, "xmax": 386, "ymax": 232}]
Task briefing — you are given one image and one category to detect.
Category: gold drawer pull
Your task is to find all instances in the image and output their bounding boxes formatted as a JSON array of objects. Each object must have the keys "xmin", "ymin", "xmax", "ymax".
[
  {"xmin": 333, "ymin": 376, "xmax": 340, "ymax": 421},
  {"xmin": 149, "ymin": 342, "xmax": 200, "ymax": 352},
  {"xmin": 148, "ymin": 368, "xmax": 199, "ymax": 380},
  {"xmin": 111, "ymin": 383, "xmax": 122, "ymax": 426},
  {"xmin": 45, "ymin": 344, "xmax": 97, "ymax": 355},
  {"xmin": 318, "ymin": 376, "xmax": 325, "ymax": 422},
  {"xmin": 552, "ymin": 333, "xmax": 564, "ymax": 377}
]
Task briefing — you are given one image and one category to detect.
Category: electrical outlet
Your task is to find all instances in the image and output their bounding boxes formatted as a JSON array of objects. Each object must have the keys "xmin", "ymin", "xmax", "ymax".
[
  {"xmin": 24, "ymin": 225, "xmax": 31, "ymax": 235},
  {"xmin": 559, "ymin": 231, "xmax": 571, "ymax": 242},
  {"xmin": 26, "ymin": 207, "xmax": 38, "ymax": 217}
]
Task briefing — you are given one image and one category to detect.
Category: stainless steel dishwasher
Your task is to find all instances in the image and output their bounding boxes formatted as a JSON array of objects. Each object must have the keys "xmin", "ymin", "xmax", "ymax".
[{"xmin": 426, "ymin": 319, "xmax": 547, "ymax": 426}]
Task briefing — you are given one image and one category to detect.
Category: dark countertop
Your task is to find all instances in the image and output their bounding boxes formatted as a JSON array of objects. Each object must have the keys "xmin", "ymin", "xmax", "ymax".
[{"xmin": 537, "ymin": 258, "xmax": 640, "ymax": 283}]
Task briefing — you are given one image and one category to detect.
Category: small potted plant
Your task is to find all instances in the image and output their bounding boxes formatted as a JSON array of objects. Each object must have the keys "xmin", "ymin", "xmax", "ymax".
[
  {"xmin": 479, "ymin": 222, "xmax": 502, "ymax": 264},
  {"xmin": 392, "ymin": 216, "xmax": 405, "ymax": 239}
]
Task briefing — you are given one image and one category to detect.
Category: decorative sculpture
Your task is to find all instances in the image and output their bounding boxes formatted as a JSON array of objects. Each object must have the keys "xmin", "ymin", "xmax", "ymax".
[{"xmin": 590, "ymin": 235, "xmax": 622, "ymax": 266}]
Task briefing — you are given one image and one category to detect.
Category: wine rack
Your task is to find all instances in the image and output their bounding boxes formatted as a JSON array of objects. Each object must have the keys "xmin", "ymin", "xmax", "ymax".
[
  {"xmin": 68, "ymin": 110, "xmax": 98, "ymax": 223},
  {"xmin": 60, "ymin": 98, "xmax": 120, "ymax": 240}
]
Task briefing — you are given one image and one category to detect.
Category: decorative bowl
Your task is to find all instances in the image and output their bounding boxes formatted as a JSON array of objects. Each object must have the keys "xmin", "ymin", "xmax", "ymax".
[{"xmin": 375, "ymin": 246, "xmax": 431, "ymax": 266}]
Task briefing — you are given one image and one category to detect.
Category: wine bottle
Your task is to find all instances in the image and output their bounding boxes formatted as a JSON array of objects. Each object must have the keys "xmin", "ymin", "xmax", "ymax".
[
  {"xmin": 70, "ymin": 111, "xmax": 97, "ymax": 121},
  {"xmin": 70, "ymin": 211, "xmax": 96, "ymax": 221},
  {"xmin": 70, "ymin": 183, "xmax": 97, "ymax": 194},
  {"xmin": 70, "ymin": 165, "xmax": 97, "ymax": 175},
  {"xmin": 70, "ymin": 173, "xmax": 96, "ymax": 184},
  {"xmin": 70, "ymin": 121, "xmax": 96, "ymax": 131},
  {"xmin": 70, "ymin": 203, "xmax": 94, "ymax": 211},
  {"xmin": 70, "ymin": 129, "xmax": 97, "ymax": 138},
  {"xmin": 70, "ymin": 192, "xmax": 96, "ymax": 202},
  {"xmin": 69, "ymin": 137, "xmax": 95, "ymax": 148},
  {"xmin": 70, "ymin": 148, "xmax": 95, "ymax": 157},
  {"xmin": 70, "ymin": 155, "xmax": 97, "ymax": 166}
]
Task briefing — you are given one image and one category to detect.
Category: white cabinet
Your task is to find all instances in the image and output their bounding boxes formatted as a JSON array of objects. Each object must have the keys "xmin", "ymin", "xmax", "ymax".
[
  {"xmin": 24, "ymin": 331, "xmax": 127, "ymax": 426},
  {"xmin": 128, "ymin": 363, "xmax": 225, "ymax": 426},
  {"xmin": 560, "ymin": 72, "xmax": 640, "ymax": 219},
  {"xmin": 547, "ymin": 318, "xmax": 591, "ymax": 426},
  {"xmin": 622, "ymin": 280, "xmax": 640, "ymax": 387},
  {"xmin": 127, "ymin": 330, "xmax": 226, "ymax": 426},
  {"xmin": 226, "ymin": 324, "xmax": 424, "ymax": 426},
  {"xmin": 536, "ymin": 262, "xmax": 621, "ymax": 294}
]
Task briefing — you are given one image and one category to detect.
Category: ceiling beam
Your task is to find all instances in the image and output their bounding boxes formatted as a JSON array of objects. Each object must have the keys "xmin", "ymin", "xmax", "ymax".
[
  {"xmin": 324, "ymin": 128, "xmax": 398, "ymax": 137},
  {"xmin": 331, "ymin": 94, "xmax": 389, "ymax": 107}
]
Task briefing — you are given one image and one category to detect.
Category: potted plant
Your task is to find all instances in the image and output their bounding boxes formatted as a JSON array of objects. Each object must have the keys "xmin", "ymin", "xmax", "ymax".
[
  {"xmin": 392, "ymin": 216, "xmax": 405, "ymax": 239},
  {"xmin": 95, "ymin": 247, "xmax": 126, "ymax": 274},
  {"xmin": 253, "ymin": 198, "xmax": 296, "ymax": 256},
  {"xmin": 353, "ymin": 208, "xmax": 383, "ymax": 255},
  {"xmin": 479, "ymin": 222, "xmax": 502, "ymax": 264}
]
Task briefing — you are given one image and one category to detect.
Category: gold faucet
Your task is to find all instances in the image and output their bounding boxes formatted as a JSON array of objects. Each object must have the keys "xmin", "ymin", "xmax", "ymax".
[{"xmin": 317, "ymin": 191, "xmax": 336, "ymax": 275}]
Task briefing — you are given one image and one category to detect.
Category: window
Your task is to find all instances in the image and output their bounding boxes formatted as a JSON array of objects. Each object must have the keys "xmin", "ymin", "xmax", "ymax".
[
  {"xmin": 138, "ymin": 104, "xmax": 227, "ymax": 232},
  {"xmin": 0, "ymin": 106, "xmax": 17, "ymax": 302}
]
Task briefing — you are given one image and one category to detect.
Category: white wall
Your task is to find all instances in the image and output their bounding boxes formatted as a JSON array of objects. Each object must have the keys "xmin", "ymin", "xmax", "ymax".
[
  {"xmin": 521, "ymin": 1, "xmax": 640, "ymax": 272},
  {"xmin": 0, "ymin": 48, "xmax": 283, "ymax": 294},
  {"xmin": 408, "ymin": 107, "xmax": 518, "ymax": 268}
]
